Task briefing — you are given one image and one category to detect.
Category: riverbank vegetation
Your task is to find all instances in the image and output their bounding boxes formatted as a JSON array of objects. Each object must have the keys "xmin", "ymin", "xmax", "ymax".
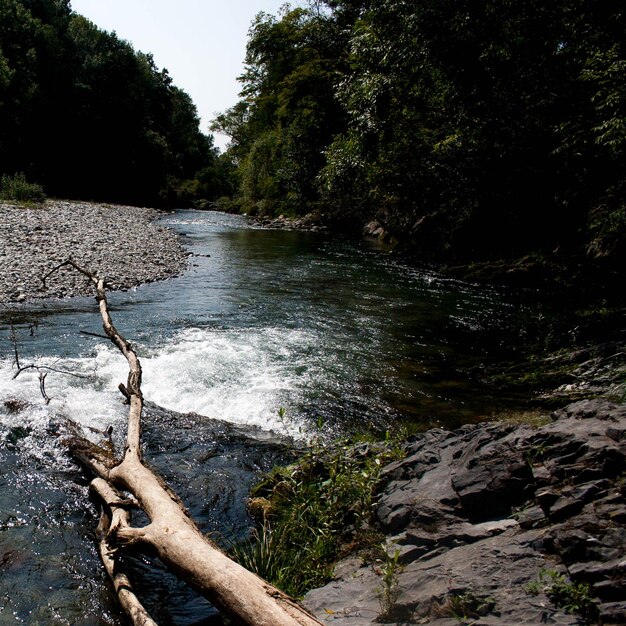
[
  {"xmin": 0, "ymin": 0, "xmax": 234, "ymax": 208},
  {"xmin": 214, "ymin": 0, "xmax": 625, "ymax": 293},
  {"xmin": 0, "ymin": 172, "xmax": 45, "ymax": 204},
  {"xmin": 3, "ymin": 1, "xmax": 624, "ymax": 293},
  {"xmin": 228, "ymin": 434, "xmax": 405, "ymax": 598}
]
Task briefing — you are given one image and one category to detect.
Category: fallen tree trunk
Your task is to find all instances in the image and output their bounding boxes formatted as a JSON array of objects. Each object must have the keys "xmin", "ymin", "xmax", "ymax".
[
  {"xmin": 91, "ymin": 478, "xmax": 158, "ymax": 626},
  {"xmin": 45, "ymin": 261, "xmax": 322, "ymax": 626}
]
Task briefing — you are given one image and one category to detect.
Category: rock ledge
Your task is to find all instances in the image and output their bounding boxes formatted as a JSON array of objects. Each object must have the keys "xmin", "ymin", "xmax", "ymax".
[{"xmin": 305, "ymin": 399, "xmax": 626, "ymax": 625}]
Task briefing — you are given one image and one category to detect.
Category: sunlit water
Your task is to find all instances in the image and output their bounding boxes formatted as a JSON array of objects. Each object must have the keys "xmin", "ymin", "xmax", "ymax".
[{"xmin": 0, "ymin": 210, "xmax": 540, "ymax": 624}]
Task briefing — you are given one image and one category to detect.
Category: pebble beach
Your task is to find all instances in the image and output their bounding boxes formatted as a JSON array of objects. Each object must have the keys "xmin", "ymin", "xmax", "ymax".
[{"xmin": 0, "ymin": 200, "xmax": 188, "ymax": 303}]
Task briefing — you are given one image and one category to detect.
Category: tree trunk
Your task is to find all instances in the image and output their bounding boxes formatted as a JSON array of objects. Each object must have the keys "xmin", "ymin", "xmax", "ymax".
[{"xmin": 46, "ymin": 261, "xmax": 322, "ymax": 626}]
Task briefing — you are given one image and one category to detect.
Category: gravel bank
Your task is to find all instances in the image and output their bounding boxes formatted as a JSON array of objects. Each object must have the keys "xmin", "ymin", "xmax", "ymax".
[{"xmin": 0, "ymin": 200, "xmax": 188, "ymax": 303}]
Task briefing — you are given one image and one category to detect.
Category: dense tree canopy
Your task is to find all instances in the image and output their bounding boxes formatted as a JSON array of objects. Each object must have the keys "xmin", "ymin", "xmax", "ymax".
[
  {"xmin": 213, "ymin": 6, "xmax": 347, "ymax": 216},
  {"xmin": 2, "ymin": 0, "xmax": 624, "ymax": 273},
  {"xmin": 217, "ymin": 0, "xmax": 626, "ymax": 271},
  {"xmin": 0, "ymin": 0, "xmax": 233, "ymax": 206}
]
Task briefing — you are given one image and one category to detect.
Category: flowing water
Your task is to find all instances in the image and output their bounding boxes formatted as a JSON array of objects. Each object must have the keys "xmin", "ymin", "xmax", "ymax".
[{"xmin": 0, "ymin": 210, "xmax": 543, "ymax": 624}]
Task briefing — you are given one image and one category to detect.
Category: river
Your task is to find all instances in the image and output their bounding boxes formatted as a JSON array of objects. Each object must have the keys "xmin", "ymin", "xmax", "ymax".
[{"xmin": 0, "ymin": 210, "xmax": 541, "ymax": 624}]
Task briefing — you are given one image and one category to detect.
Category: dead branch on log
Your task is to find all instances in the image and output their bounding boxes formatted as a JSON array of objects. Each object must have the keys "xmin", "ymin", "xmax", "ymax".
[
  {"xmin": 38, "ymin": 371, "xmax": 51, "ymax": 405},
  {"xmin": 47, "ymin": 260, "xmax": 322, "ymax": 626},
  {"xmin": 91, "ymin": 478, "xmax": 157, "ymax": 626},
  {"xmin": 12, "ymin": 362, "xmax": 92, "ymax": 380},
  {"xmin": 80, "ymin": 329, "xmax": 113, "ymax": 341},
  {"xmin": 7, "ymin": 322, "xmax": 91, "ymax": 406}
]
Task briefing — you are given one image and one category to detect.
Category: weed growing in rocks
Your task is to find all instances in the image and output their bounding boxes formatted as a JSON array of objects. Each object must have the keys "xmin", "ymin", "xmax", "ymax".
[
  {"xmin": 0, "ymin": 173, "xmax": 45, "ymax": 204},
  {"xmin": 443, "ymin": 590, "xmax": 497, "ymax": 624},
  {"xmin": 525, "ymin": 569, "xmax": 597, "ymax": 623},
  {"xmin": 375, "ymin": 544, "xmax": 405, "ymax": 622},
  {"xmin": 228, "ymin": 432, "xmax": 405, "ymax": 598},
  {"xmin": 525, "ymin": 441, "xmax": 548, "ymax": 466}
]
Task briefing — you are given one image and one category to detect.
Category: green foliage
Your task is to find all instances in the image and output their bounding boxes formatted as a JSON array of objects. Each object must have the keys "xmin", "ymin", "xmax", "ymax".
[
  {"xmin": 444, "ymin": 590, "xmax": 497, "ymax": 624},
  {"xmin": 213, "ymin": 3, "xmax": 347, "ymax": 218},
  {"xmin": 0, "ymin": 0, "xmax": 233, "ymax": 206},
  {"xmin": 217, "ymin": 0, "xmax": 626, "ymax": 274},
  {"xmin": 227, "ymin": 520, "xmax": 314, "ymax": 594},
  {"xmin": 0, "ymin": 172, "xmax": 45, "ymax": 203},
  {"xmin": 228, "ymin": 435, "xmax": 405, "ymax": 598},
  {"xmin": 160, "ymin": 177, "xmax": 203, "ymax": 209},
  {"xmin": 582, "ymin": 45, "xmax": 626, "ymax": 158},
  {"xmin": 215, "ymin": 195, "xmax": 246, "ymax": 215},
  {"xmin": 375, "ymin": 544, "xmax": 404, "ymax": 621},
  {"xmin": 491, "ymin": 410, "xmax": 552, "ymax": 428},
  {"xmin": 525, "ymin": 569, "xmax": 596, "ymax": 623}
]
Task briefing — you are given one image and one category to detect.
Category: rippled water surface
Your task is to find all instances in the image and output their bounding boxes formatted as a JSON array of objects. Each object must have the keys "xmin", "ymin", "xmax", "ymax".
[{"xmin": 0, "ymin": 210, "xmax": 540, "ymax": 624}]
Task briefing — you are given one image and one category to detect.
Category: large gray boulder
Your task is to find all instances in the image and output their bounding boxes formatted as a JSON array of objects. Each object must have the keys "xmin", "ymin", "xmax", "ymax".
[{"xmin": 304, "ymin": 400, "xmax": 626, "ymax": 624}]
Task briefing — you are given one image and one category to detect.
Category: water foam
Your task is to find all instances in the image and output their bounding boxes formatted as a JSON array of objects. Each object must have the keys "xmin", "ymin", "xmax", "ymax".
[
  {"xmin": 1, "ymin": 324, "xmax": 319, "ymax": 444},
  {"xmin": 139, "ymin": 326, "xmax": 317, "ymax": 435},
  {"xmin": 0, "ymin": 347, "xmax": 129, "ymax": 469}
]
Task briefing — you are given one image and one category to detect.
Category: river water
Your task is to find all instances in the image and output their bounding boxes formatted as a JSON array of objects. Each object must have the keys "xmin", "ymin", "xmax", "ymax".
[{"xmin": 0, "ymin": 210, "xmax": 541, "ymax": 624}]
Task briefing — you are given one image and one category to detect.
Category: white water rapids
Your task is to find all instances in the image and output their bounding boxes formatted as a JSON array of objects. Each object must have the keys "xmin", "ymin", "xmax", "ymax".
[{"xmin": 0, "ymin": 210, "xmax": 537, "ymax": 625}]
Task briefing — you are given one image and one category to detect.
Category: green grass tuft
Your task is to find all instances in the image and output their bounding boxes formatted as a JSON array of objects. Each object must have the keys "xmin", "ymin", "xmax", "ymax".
[
  {"xmin": 0, "ymin": 172, "xmax": 46, "ymax": 204},
  {"xmin": 228, "ymin": 436, "xmax": 405, "ymax": 598}
]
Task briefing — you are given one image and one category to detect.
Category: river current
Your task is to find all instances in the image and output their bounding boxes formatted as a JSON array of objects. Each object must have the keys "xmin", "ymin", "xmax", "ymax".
[{"xmin": 0, "ymin": 210, "xmax": 539, "ymax": 624}]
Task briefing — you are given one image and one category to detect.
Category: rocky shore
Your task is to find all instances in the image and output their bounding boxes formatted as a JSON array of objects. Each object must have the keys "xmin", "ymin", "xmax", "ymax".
[
  {"xmin": 2, "ymin": 200, "xmax": 624, "ymax": 624},
  {"xmin": 253, "ymin": 212, "xmax": 328, "ymax": 232},
  {"xmin": 0, "ymin": 200, "xmax": 187, "ymax": 302},
  {"xmin": 304, "ymin": 399, "xmax": 626, "ymax": 625}
]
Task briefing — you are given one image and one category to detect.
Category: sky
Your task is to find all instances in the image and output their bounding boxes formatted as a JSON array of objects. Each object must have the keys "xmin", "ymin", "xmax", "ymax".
[{"xmin": 69, "ymin": 0, "xmax": 293, "ymax": 150}]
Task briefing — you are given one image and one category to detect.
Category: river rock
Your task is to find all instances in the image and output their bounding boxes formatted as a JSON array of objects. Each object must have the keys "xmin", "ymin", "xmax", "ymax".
[
  {"xmin": 254, "ymin": 212, "xmax": 328, "ymax": 232},
  {"xmin": 304, "ymin": 399, "xmax": 626, "ymax": 624},
  {"xmin": 0, "ymin": 200, "xmax": 188, "ymax": 303},
  {"xmin": 362, "ymin": 219, "xmax": 399, "ymax": 244}
]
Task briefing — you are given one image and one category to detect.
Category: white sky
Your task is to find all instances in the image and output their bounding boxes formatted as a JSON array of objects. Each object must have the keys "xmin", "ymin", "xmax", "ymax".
[{"xmin": 69, "ymin": 0, "xmax": 293, "ymax": 150}]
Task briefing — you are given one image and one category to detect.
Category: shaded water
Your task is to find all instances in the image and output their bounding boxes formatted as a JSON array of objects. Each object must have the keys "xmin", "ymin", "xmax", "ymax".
[{"xmin": 0, "ymin": 210, "xmax": 540, "ymax": 623}]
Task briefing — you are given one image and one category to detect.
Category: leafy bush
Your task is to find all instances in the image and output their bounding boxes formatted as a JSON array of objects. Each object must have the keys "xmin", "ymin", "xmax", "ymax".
[
  {"xmin": 215, "ymin": 195, "xmax": 246, "ymax": 214},
  {"xmin": 0, "ymin": 173, "xmax": 46, "ymax": 203},
  {"xmin": 228, "ymin": 435, "xmax": 405, "ymax": 598}
]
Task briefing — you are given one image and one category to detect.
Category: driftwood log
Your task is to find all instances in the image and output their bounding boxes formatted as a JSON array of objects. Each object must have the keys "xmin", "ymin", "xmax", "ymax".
[{"xmin": 44, "ymin": 261, "xmax": 322, "ymax": 626}]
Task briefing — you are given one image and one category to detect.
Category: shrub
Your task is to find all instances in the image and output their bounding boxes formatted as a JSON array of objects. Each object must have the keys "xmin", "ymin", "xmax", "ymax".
[
  {"xmin": 525, "ymin": 569, "xmax": 597, "ymax": 623},
  {"xmin": 0, "ymin": 173, "xmax": 46, "ymax": 204},
  {"xmin": 227, "ymin": 435, "xmax": 405, "ymax": 598},
  {"xmin": 215, "ymin": 195, "xmax": 246, "ymax": 214}
]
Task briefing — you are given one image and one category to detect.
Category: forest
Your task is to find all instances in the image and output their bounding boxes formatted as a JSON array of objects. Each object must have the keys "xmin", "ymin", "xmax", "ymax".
[
  {"xmin": 215, "ymin": 0, "xmax": 626, "ymax": 288},
  {"xmin": 1, "ymin": 0, "xmax": 625, "ymax": 287},
  {"xmin": 1, "ymin": 2, "xmax": 625, "ymax": 624},
  {"xmin": 0, "ymin": 0, "xmax": 234, "ymax": 207}
]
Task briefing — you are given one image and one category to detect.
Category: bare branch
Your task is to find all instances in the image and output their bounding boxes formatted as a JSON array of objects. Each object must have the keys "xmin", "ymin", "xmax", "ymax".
[
  {"xmin": 39, "ymin": 371, "xmax": 51, "ymax": 405},
  {"xmin": 118, "ymin": 383, "xmax": 130, "ymax": 404},
  {"xmin": 42, "ymin": 259, "xmax": 98, "ymax": 289},
  {"xmin": 12, "ymin": 329, "xmax": 21, "ymax": 370},
  {"xmin": 80, "ymin": 330, "xmax": 113, "ymax": 341},
  {"xmin": 12, "ymin": 363, "xmax": 92, "ymax": 381},
  {"xmin": 91, "ymin": 479, "xmax": 158, "ymax": 626},
  {"xmin": 8, "ymin": 318, "xmax": 91, "ymax": 409}
]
